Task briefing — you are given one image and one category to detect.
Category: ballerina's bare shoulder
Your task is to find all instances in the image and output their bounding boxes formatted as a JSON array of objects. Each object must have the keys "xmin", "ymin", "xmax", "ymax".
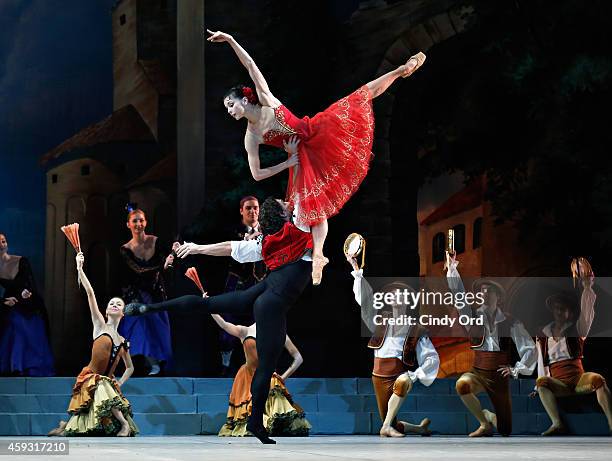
[{"xmin": 246, "ymin": 106, "xmax": 285, "ymax": 142}]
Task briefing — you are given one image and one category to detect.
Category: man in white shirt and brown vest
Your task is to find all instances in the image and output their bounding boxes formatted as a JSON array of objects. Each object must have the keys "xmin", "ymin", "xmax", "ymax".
[
  {"xmin": 348, "ymin": 255, "xmax": 439, "ymax": 437},
  {"xmin": 534, "ymin": 263, "xmax": 612, "ymax": 435},
  {"xmin": 447, "ymin": 254, "xmax": 536, "ymax": 437}
]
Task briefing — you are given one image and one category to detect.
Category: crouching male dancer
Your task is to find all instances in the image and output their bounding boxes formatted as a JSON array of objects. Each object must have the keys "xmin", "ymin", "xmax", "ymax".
[
  {"xmin": 535, "ymin": 258, "xmax": 612, "ymax": 435},
  {"xmin": 124, "ymin": 198, "xmax": 312, "ymax": 444},
  {"xmin": 446, "ymin": 254, "xmax": 536, "ymax": 436},
  {"xmin": 348, "ymin": 255, "xmax": 439, "ymax": 437}
]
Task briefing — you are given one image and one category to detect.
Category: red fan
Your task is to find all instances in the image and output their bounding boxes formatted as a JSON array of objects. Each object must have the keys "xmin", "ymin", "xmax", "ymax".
[
  {"xmin": 185, "ymin": 267, "xmax": 205, "ymax": 294},
  {"xmin": 61, "ymin": 223, "xmax": 81, "ymax": 252}
]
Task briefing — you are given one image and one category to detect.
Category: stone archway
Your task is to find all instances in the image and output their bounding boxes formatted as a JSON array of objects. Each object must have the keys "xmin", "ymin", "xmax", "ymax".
[{"xmin": 345, "ymin": 1, "xmax": 476, "ymax": 275}]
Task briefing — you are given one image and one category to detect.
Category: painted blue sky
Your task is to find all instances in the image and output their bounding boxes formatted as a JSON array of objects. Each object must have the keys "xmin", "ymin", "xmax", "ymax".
[{"xmin": 0, "ymin": 0, "xmax": 115, "ymax": 282}]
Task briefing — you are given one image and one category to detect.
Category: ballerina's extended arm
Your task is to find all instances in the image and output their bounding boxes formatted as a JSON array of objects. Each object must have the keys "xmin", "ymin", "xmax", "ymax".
[
  {"xmin": 76, "ymin": 252, "xmax": 106, "ymax": 332},
  {"xmin": 279, "ymin": 336, "xmax": 303, "ymax": 381},
  {"xmin": 207, "ymin": 29, "xmax": 280, "ymax": 107},
  {"xmin": 210, "ymin": 314, "xmax": 248, "ymax": 341}
]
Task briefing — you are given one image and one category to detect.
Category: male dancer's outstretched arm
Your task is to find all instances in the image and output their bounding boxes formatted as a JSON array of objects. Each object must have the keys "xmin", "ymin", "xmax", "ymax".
[{"xmin": 124, "ymin": 239, "xmax": 265, "ymax": 317}]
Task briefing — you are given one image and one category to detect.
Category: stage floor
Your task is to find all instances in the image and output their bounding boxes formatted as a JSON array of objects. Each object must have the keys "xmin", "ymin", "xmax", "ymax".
[{"xmin": 1, "ymin": 436, "xmax": 610, "ymax": 460}]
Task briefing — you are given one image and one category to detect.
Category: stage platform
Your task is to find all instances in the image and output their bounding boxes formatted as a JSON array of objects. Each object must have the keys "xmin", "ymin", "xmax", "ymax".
[
  {"xmin": 0, "ymin": 436, "xmax": 610, "ymax": 460},
  {"xmin": 0, "ymin": 377, "xmax": 608, "ymax": 436}
]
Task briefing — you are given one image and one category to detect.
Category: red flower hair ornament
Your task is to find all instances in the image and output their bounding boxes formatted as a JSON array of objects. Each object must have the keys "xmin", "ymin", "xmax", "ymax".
[{"xmin": 242, "ymin": 86, "xmax": 257, "ymax": 104}]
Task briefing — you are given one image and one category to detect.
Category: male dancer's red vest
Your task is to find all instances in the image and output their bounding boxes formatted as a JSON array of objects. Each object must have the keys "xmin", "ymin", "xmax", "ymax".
[{"xmin": 261, "ymin": 222, "xmax": 313, "ymax": 271}]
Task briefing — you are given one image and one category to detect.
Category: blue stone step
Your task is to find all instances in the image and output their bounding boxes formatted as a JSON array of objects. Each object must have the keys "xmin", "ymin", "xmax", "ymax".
[
  {"xmin": 283, "ymin": 378, "xmax": 358, "ymax": 395},
  {"xmin": 193, "ymin": 378, "xmax": 233, "ymax": 395},
  {"xmin": 0, "ymin": 378, "xmax": 26, "ymax": 394},
  {"xmin": 0, "ymin": 393, "xmax": 551, "ymax": 415},
  {"xmin": 307, "ymin": 411, "xmax": 371, "ymax": 434},
  {"xmin": 0, "ymin": 414, "xmax": 29, "ymax": 436},
  {"xmin": 0, "ymin": 377, "xmax": 545, "ymax": 395},
  {"xmin": 4, "ymin": 411, "xmax": 610, "ymax": 436},
  {"xmin": 0, "ymin": 395, "xmax": 199, "ymax": 414}
]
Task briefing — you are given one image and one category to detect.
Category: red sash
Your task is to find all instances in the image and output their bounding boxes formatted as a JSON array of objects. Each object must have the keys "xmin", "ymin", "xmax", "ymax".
[{"xmin": 261, "ymin": 222, "xmax": 313, "ymax": 271}]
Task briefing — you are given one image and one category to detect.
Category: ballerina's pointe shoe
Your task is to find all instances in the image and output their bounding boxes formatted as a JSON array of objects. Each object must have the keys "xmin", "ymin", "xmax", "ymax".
[
  {"xmin": 401, "ymin": 52, "xmax": 427, "ymax": 78},
  {"xmin": 312, "ymin": 256, "xmax": 329, "ymax": 285},
  {"xmin": 469, "ymin": 423, "xmax": 494, "ymax": 437},
  {"xmin": 541, "ymin": 424, "xmax": 567, "ymax": 436},
  {"xmin": 47, "ymin": 420, "xmax": 67, "ymax": 437}
]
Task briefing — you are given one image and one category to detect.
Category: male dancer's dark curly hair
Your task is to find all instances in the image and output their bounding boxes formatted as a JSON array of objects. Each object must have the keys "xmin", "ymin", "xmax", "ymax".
[{"xmin": 259, "ymin": 197, "xmax": 286, "ymax": 236}]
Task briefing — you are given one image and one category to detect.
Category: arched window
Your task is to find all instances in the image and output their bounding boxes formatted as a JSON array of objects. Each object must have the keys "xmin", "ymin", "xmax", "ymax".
[
  {"xmin": 432, "ymin": 232, "xmax": 445, "ymax": 263},
  {"xmin": 453, "ymin": 224, "xmax": 466, "ymax": 254},
  {"xmin": 473, "ymin": 217, "xmax": 482, "ymax": 249}
]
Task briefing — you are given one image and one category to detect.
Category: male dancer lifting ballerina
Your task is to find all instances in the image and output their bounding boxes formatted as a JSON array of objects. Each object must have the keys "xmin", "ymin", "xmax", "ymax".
[{"xmin": 125, "ymin": 190, "xmax": 312, "ymax": 444}]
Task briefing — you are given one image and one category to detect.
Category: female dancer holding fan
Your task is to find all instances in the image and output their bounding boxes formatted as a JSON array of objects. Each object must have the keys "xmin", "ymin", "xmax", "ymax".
[
  {"xmin": 48, "ymin": 252, "xmax": 138, "ymax": 437},
  {"xmin": 206, "ymin": 28, "xmax": 426, "ymax": 284}
]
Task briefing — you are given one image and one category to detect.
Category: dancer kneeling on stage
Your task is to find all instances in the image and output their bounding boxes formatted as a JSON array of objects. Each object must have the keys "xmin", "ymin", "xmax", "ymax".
[
  {"xmin": 48, "ymin": 252, "xmax": 138, "ymax": 437},
  {"xmin": 534, "ymin": 258, "xmax": 612, "ymax": 436},
  {"xmin": 348, "ymin": 255, "xmax": 439, "ymax": 437},
  {"xmin": 211, "ymin": 314, "xmax": 311, "ymax": 437},
  {"xmin": 124, "ymin": 197, "xmax": 313, "ymax": 444},
  {"xmin": 447, "ymin": 253, "xmax": 536, "ymax": 437}
]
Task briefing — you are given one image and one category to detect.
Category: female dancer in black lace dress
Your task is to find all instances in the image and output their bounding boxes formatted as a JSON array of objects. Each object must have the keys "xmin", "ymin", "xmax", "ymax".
[{"xmin": 0, "ymin": 232, "xmax": 54, "ymax": 376}]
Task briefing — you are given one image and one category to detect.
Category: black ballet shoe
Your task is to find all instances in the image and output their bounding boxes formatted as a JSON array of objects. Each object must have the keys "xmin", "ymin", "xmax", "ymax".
[
  {"xmin": 246, "ymin": 422, "xmax": 276, "ymax": 444},
  {"xmin": 124, "ymin": 303, "xmax": 147, "ymax": 316}
]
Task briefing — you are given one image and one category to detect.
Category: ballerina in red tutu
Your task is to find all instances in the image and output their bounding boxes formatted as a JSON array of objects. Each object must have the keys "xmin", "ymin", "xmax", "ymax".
[{"xmin": 206, "ymin": 29, "xmax": 426, "ymax": 285}]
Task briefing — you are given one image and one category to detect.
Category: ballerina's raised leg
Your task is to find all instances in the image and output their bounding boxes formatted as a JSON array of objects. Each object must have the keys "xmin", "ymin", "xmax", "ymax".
[{"xmin": 207, "ymin": 28, "xmax": 426, "ymax": 285}]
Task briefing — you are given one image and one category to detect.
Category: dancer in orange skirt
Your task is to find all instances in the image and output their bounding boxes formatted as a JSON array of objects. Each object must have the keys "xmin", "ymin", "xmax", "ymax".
[
  {"xmin": 210, "ymin": 314, "xmax": 310, "ymax": 437},
  {"xmin": 48, "ymin": 252, "xmax": 138, "ymax": 437},
  {"xmin": 207, "ymin": 28, "xmax": 426, "ymax": 284}
]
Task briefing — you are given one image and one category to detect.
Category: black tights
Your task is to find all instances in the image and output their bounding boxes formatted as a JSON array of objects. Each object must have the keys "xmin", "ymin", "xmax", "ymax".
[{"xmin": 140, "ymin": 261, "xmax": 310, "ymax": 429}]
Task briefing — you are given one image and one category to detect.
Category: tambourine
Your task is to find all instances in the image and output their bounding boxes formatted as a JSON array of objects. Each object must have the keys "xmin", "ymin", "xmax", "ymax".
[
  {"xmin": 343, "ymin": 233, "xmax": 366, "ymax": 270},
  {"xmin": 571, "ymin": 256, "xmax": 593, "ymax": 288},
  {"xmin": 443, "ymin": 228, "xmax": 456, "ymax": 271}
]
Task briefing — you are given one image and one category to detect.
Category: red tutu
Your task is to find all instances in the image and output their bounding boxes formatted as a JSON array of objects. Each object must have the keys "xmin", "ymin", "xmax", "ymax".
[{"xmin": 262, "ymin": 85, "xmax": 374, "ymax": 226}]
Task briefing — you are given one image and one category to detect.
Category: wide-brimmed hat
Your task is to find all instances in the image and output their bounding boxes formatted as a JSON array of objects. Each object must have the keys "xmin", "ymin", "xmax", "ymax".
[
  {"xmin": 472, "ymin": 278, "xmax": 507, "ymax": 300},
  {"xmin": 380, "ymin": 281, "xmax": 416, "ymax": 293},
  {"xmin": 545, "ymin": 291, "xmax": 580, "ymax": 316}
]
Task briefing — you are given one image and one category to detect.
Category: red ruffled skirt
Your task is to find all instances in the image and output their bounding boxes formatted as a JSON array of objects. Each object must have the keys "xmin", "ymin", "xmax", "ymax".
[{"xmin": 288, "ymin": 85, "xmax": 374, "ymax": 226}]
